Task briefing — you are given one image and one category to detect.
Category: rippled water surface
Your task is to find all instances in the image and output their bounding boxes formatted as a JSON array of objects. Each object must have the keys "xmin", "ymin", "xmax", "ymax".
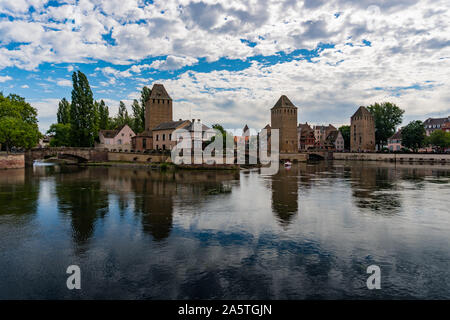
[{"xmin": 0, "ymin": 161, "xmax": 449, "ymax": 299}]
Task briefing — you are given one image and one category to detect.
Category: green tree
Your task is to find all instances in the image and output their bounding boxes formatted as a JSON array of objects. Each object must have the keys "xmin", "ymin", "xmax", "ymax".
[
  {"xmin": 0, "ymin": 93, "xmax": 41, "ymax": 152},
  {"xmin": 69, "ymin": 71, "xmax": 97, "ymax": 147},
  {"xmin": 338, "ymin": 125, "xmax": 350, "ymax": 150},
  {"xmin": 114, "ymin": 101, "xmax": 132, "ymax": 128},
  {"xmin": 131, "ymin": 99, "xmax": 145, "ymax": 133},
  {"xmin": 367, "ymin": 102, "xmax": 405, "ymax": 149},
  {"xmin": 426, "ymin": 129, "xmax": 450, "ymax": 152},
  {"xmin": 57, "ymin": 98, "xmax": 71, "ymax": 124},
  {"xmin": 401, "ymin": 120, "xmax": 426, "ymax": 152},
  {"xmin": 98, "ymin": 100, "xmax": 110, "ymax": 130},
  {"xmin": 0, "ymin": 93, "xmax": 38, "ymax": 125},
  {"xmin": 47, "ymin": 123, "xmax": 71, "ymax": 147},
  {"xmin": 0, "ymin": 117, "xmax": 41, "ymax": 151}
]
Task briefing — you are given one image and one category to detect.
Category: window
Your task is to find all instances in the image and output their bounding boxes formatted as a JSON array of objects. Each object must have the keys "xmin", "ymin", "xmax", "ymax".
[
  {"xmin": 143, "ymin": 138, "xmax": 147, "ymax": 149},
  {"xmin": 163, "ymin": 144, "xmax": 166, "ymax": 150},
  {"xmin": 169, "ymin": 133, "xmax": 172, "ymax": 140},
  {"xmin": 156, "ymin": 134, "xmax": 159, "ymax": 141},
  {"xmin": 118, "ymin": 139, "xmax": 122, "ymax": 145},
  {"xmin": 122, "ymin": 133, "xmax": 124, "ymax": 136},
  {"xmin": 163, "ymin": 134, "xmax": 165, "ymax": 141}
]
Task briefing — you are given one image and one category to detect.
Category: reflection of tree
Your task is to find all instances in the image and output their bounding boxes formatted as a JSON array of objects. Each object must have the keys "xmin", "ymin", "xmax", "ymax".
[
  {"xmin": 271, "ymin": 166, "xmax": 299, "ymax": 227},
  {"xmin": 0, "ymin": 168, "xmax": 39, "ymax": 218},
  {"xmin": 55, "ymin": 179, "xmax": 109, "ymax": 248},
  {"xmin": 350, "ymin": 165, "xmax": 402, "ymax": 214}
]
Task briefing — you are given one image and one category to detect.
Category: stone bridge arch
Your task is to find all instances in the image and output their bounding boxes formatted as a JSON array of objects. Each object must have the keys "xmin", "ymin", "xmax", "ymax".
[{"xmin": 25, "ymin": 147, "xmax": 108, "ymax": 166}]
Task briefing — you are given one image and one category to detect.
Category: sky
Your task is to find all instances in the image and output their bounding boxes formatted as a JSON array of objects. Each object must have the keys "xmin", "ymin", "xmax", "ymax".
[{"xmin": 0, "ymin": 0, "xmax": 449, "ymax": 133}]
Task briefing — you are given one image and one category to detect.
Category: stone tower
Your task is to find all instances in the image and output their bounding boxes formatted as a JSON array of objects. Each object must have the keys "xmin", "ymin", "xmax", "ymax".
[
  {"xmin": 350, "ymin": 106, "xmax": 375, "ymax": 152},
  {"xmin": 271, "ymin": 95, "xmax": 298, "ymax": 153},
  {"xmin": 145, "ymin": 84, "xmax": 173, "ymax": 132}
]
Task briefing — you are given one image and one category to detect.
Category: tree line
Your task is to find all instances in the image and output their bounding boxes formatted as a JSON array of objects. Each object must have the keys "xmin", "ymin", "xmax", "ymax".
[{"xmin": 47, "ymin": 71, "xmax": 150, "ymax": 147}]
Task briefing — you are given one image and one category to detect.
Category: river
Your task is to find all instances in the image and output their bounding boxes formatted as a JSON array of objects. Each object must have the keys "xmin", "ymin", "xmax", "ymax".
[{"xmin": 0, "ymin": 161, "xmax": 449, "ymax": 299}]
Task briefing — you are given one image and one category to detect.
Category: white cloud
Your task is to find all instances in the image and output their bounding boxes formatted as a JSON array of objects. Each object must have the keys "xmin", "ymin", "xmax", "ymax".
[
  {"xmin": 56, "ymin": 79, "xmax": 72, "ymax": 87},
  {"xmin": 149, "ymin": 55, "xmax": 198, "ymax": 71},
  {"xmin": 21, "ymin": 84, "xmax": 29, "ymax": 88},
  {"xmin": 0, "ymin": 75, "xmax": 12, "ymax": 82},
  {"xmin": 1, "ymin": 0, "xmax": 450, "ymax": 129}
]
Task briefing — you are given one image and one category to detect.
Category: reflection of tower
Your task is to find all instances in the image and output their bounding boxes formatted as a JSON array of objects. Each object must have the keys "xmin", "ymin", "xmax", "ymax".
[
  {"xmin": 271, "ymin": 166, "xmax": 299, "ymax": 227},
  {"xmin": 133, "ymin": 177, "xmax": 175, "ymax": 241}
]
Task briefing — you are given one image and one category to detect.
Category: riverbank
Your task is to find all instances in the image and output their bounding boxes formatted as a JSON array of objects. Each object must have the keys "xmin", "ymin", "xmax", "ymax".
[
  {"xmin": 0, "ymin": 153, "xmax": 24, "ymax": 169},
  {"xmin": 79, "ymin": 160, "xmax": 240, "ymax": 171},
  {"xmin": 333, "ymin": 152, "xmax": 450, "ymax": 164}
]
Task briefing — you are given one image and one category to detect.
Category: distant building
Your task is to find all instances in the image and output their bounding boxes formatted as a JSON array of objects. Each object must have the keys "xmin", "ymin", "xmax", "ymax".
[
  {"xmin": 270, "ymin": 95, "xmax": 298, "ymax": 153},
  {"xmin": 443, "ymin": 122, "xmax": 450, "ymax": 132},
  {"xmin": 313, "ymin": 124, "xmax": 337, "ymax": 143},
  {"xmin": 350, "ymin": 106, "xmax": 375, "ymax": 152},
  {"xmin": 325, "ymin": 130, "xmax": 345, "ymax": 152},
  {"xmin": 297, "ymin": 122, "xmax": 315, "ymax": 151},
  {"xmin": 152, "ymin": 119, "xmax": 191, "ymax": 150},
  {"xmin": 387, "ymin": 129, "xmax": 403, "ymax": 151},
  {"xmin": 259, "ymin": 124, "xmax": 271, "ymax": 153},
  {"xmin": 423, "ymin": 116, "xmax": 450, "ymax": 136},
  {"xmin": 179, "ymin": 119, "xmax": 212, "ymax": 151},
  {"xmin": 98, "ymin": 124, "xmax": 135, "ymax": 151},
  {"xmin": 37, "ymin": 135, "xmax": 53, "ymax": 148}
]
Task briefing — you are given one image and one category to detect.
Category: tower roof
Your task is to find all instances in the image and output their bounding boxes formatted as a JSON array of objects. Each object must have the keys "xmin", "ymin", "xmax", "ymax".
[
  {"xmin": 271, "ymin": 95, "xmax": 297, "ymax": 109},
  {"xmin": 352, "ymin": 106, "xmax": 372, "ymax": 118},
  {"xmin": 150, "ymin": 84, "xmax": 171, "ymax": 99}
]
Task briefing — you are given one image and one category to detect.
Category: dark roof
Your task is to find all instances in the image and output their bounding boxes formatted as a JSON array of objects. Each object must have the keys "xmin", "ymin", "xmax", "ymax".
[
  {"xmin": 264, "ymin": 124, "xmax": 271, "ymax": 129},
  {"xmin": 271, "ymin": 95, "xmax": 297, "ymax": 109},
  {"xmin": 150, "ymin": 84, "xmax": 171, "ymax": 100},
  {"xmin": 352, "ymin": 106, "xmax": 373, "ymax": 118},
  {"xmin": 182, "ymin": 121, "xmax": 210, "ymax": 132},
  {"xmin": 152, "ymin": 120, "xmax": 189, "ymax": 131},
  {"xmin": 325, "ymin": 130, "xmax": 340, "ymax": 142},
  {"xmin": 388, "ymin": 129, "xmax": 402, "ymax": 140},
  {"xmin": 423, "ymin": 117, "xmax": 449, "ymax": 125},
  {"xmin": 298, "ymin": 123, "xmax": 313, "ymax": 131},
  {"xmin": 99, "ymin": 125, "xmax": 132, "ymax": 139}
]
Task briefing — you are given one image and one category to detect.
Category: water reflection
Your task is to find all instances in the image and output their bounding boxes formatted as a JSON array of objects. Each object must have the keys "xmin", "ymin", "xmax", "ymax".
[
  {"xmin": 270, "ymin": 165, "xmax": 299, "ymax": 227},
  {"xmin": 0, "ymin": 162, "xmax": 450, "ymax": 299}
]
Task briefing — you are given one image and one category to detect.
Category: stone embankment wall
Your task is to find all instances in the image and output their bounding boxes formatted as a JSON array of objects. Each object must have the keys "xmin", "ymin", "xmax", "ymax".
[
  {"xmin": 333, "ymin": 152, "xmax": 450, "ymax": 163},
  {"xmin": 0, "ymin": 153, "xmax": 25, "ymax": 169}
]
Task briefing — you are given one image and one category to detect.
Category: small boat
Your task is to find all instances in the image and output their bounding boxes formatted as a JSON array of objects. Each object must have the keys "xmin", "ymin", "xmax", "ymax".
[{"xmin": 284, "ymin": 161, "xmax": 292, "ymax": 167}]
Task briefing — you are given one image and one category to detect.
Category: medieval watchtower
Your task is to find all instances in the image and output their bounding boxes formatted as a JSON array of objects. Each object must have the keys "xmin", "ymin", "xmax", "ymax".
[
  {"xmin": 271, "ymin": 95, "xmax": 298, "ymax": 153},
  {"xmin": 145, "ymin": 84, "xmax": 173, "ymax": 132},
  {"xmin": 350, "ymin": 106, "xmax": 375, "ymax": 152}
]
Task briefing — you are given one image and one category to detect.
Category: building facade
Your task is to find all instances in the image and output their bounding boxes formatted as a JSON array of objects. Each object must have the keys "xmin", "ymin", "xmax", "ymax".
[
  {"xmin": 98, "ymin": 124, "xmax": 135, "ymax": 151},
  {"xmin": 350, "ymin": 106, "xmax": 375, "ymax": 152},
  {"xmin": 297, "ymin": 122, "xmax": 315, "ymax": 151},
  {"xmin": 387, "ymin": 130, "xmax": 403, "ymax": 151},
  {"xmin": 152, "ymin": 120, "xmax": 191, "ymax": 150},
  {"xmin": 325, "ymin": 130, "xmax": 345, "ymax": 152},
  {"xmin": 423, "ymin": 116, "xmax": 450, "ymax": 136},
  {"xmin": 271, "ymin": 95, "xmax": 298, "ymax": 153},
  {"xmin": 313, "ymin": 124, "xmax": 337, "ymax": 143}
]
